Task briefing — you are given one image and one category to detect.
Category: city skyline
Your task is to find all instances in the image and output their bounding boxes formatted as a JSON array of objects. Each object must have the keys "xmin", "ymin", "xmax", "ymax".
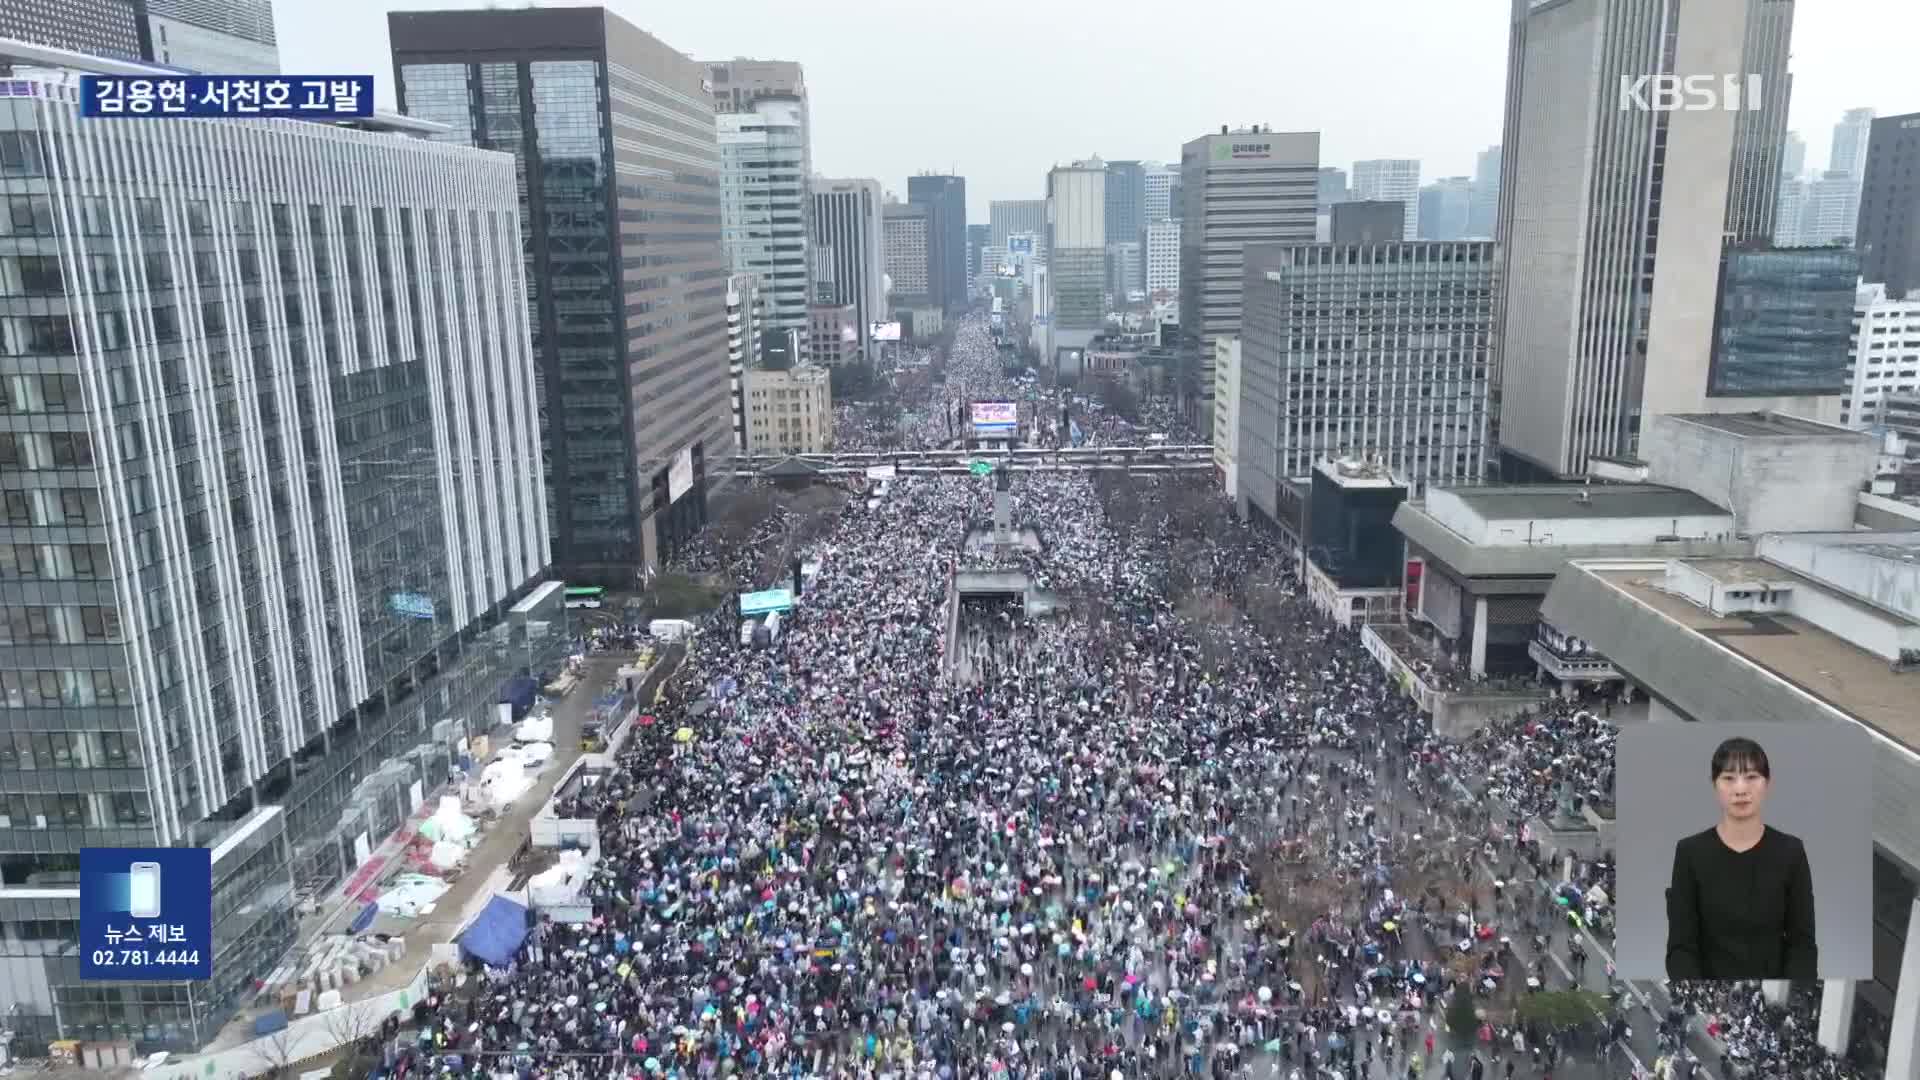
[{"xmin": 280, "ymin": 0, "xmax": 1915, "ymax": 222}]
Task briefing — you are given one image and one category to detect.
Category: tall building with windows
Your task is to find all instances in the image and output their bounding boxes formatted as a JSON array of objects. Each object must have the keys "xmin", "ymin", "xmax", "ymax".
[
  {"xmin": 1843, "ymin": 282, "xmax": 1920, "ymax": 427},
  {"xmin": 908, "ymin": 174, "xmax": 967, "ymax": 314},
  {"xmin": 1350, "ymin": 159, "xmax": 1421, "ymax": 240},
  {"xmin": 811, "ymin": 177, "xmax": 885, "ymax": 360},
  {"xmin": 719, "ymin": 96, "xmax": 812, "ymax": 361},
  {"xmin": 1239, "ymin": 240, "xmax": 1494, "ymax": 517},
  {"xmin": 1830, "ymin": 107, "xmax": 1876, "ymax": 179},
  {"xmin": 966, "ymin": 222, "xmax": 989, "ymax": 284},
  {"xmin": 1705, "ymin": 246, "xmax": 1856, "ymax": 416},
  {"xmin": 1178, "ymin": 126, "xmax": 1319, "ymax": 435},
  {"xmin": 1467, "ymin": 145, "xmax": 1500, "ymax": 238},
  {"xmin": 0, "ymin": 62, "xmax": 559, "ymax": 1053},
  {"xmin": 726, "ymin": 273, "xmax": 763, "ymax": 450},
  {"xmin": 1315, "ymin": 167, "xmax": 1348, "ymax": 210},
  {"xmin": 988, "ymin": 198, "xmax": 1046, "ymax": 272},
  {"xmin": 882, "ymin": 201, "xmax": 931, "ymax": 308},
  {"xmin": 1143, "ymin": 163, "xmax": 1175, "ymax": 223},
  {"xmin": 1493, "ymin": 0, "xmax": 1799, "ymax": 478},
  {"xmin": 0, "ymin": 0, "xmax": 149, "ymax": 61},
  {"xmin": 1104, "ymin": 160, "xmax": 1146, "ymax": 289},
  {"xmin": 743, "ymin": 365, "xmax": 832, "ymax": 454},
  {"xmin": 1144, "ymin": 220, "xmax": 1180, "ymax": 296},
  {"xmin": 392, "ymin": 7, "xmax": 730, "ymax": 580},
  {"xmin": 1045, "ymin": 160, "xmax": 1106, "ymax": 358},
  {"xmin": 1857, "ymin": 112, "xmax": 1920, "ymax": 302},
  {"xmin": 1418, "ymin": 177, "xmax": 1472, "ymax": 241},
  {"xmin": 144, "ymin": 0, "xmax": 278, "ymax": 73}
]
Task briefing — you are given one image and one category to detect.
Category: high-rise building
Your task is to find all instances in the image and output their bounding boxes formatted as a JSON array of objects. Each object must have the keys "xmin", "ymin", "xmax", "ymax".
[
  {"xmin": 882, "ymin": 201, "xmax": 932, "ymax": 307},
  {"xmin": 811, "ymin": 178, "xmax": 886, "ymax": 360},
  {"xmin": 1781, "ymin": 130, "xmax": 1806, "ymax": 179},
  {"xmin": 704, "ymin": 57, "xmax": 805, "ymax": 113},
  {"xmin": 1178, "ymin": 127, "xmax": 1319, "ymax": 434},
  {"xmin": 1144, "ymin": 220, "xmax": 1180, "ymax": 295},
  {"xmin": 1105, "ymin": 241, "xmax": 1142, "ymax": 300},
  {"xmin": 1467, "ymin": 145, "xmax": 1501, "ymax": 238},
  {"xmin": 719, "ymin": 97, "xmax": 812, "ymax": 362},
  {"xmin": 1240, "ymin": 240, "xmax": 1494, "ymax": 511},
  {"xmin": 743, "ymin": 365, "xmax": 833, "ymax": 454},
  {"xmin": 1143, "ymin": 163, "xmax": 1175, "ymax": 223},
  {"xmin": 1418, "ymin": 177, "xmax": 1472, "ymax": 241},
  {"xmin": 1331, "ymin": 202, "xmax": 1408, "ymax": 245},
  {"xmin": 989, "ymin": 199, "xmax": 1047, "ymax": 259},
  {"xmin": 1777, "ymin": 170, "xmax": 1865, "ymax": 247},
  {"xmin": 907, "ymin": 174, "xmax": 967, "ymax": 314},
  {"xmin": 726, "ymin": 273, "xmax": 764, "ymax": 451},
  {"xmin": 1844, "ymin": 282, "xmax": 1920, "ymax": 427},
  {"xmin": 1830, "ymin": 107, "xmax": 1876, "ymax": 178},
  {"xmin": 807, "ymin": 304, "xmax": 859, "ymax": 367},
  {"xmin": 1857, "ymin": 112, "xmax": 1920, "ymax": 302},
  {"xmin": 1045, "ymin": 160, "xmax": 1106, "ymax": 357},
  {"xmin": 1705, "ymin": 246, "xmax": 1856, "ymax": 414},
  {"xmin": 1316, "ymin": 167, "xmax": 1348, "ymax": 211},
  {"xmin": 0, "ymin": 0, "xmax": 148, "ymax": 61},
  {"xmin": 1492, "ymin": 0, "xmax": 1802, "ymax": 478},
  {"xmin": 1720, "ymin": 0, "xmax": 1794, "ymax": 243},
  {"xmin": 967, "ymin": 222, "xmax": 989, "ymax": 283},
  {"xmin": 1104, "ymin": 159, "xmax": 1147, "ymax": 255},
  {"xmin": 1350, "ymin": 159, "xmax": 1421, "ymax": 240},
  {"xmin": 145, "ymin": 0, "xmax": 278, "ymax": 73},
  {"xmin": 0, "ymin": 62, "xmax": 558, "ymax": 1051},
  {"xmin": 394, "ymin": 7, "xmax": 731, "ymax": 578}
]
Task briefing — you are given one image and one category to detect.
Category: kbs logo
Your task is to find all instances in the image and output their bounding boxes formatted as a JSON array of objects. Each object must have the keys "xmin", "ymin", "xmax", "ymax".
[{"xmin": 1619, "ymin": 74, "xmax": 1763, "ymax": 112}]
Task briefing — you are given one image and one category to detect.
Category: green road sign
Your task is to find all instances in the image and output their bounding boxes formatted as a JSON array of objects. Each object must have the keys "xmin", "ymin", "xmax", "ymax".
[{"xmin": 969, "ymin": 460, "xmax": 994, "ymax": 477}]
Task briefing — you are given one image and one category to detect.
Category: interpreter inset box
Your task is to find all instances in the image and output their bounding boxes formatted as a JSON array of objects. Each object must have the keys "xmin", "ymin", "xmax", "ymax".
[
  {"xmin": 79, "ymin": 847, "xmax": 213, "ymax": 980},
  {"xmin": 1613, "ymin": 723, "xmax": 1871, "ymax": 981}
]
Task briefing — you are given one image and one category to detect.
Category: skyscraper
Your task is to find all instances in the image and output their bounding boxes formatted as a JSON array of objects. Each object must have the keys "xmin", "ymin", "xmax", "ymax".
[
  {"xmin": 1349, "ymin": 159, "xmax": 1421, "ymax": 240},
  {"xmin": 1781, "ymin": 130, "xmax": 1806, "ymax": 179},
  {"xmin": 1467, "ymin": 145, "xmax": 1501, "ymax": 238},
  {"xmin": 1830, "ymin": 107, "xmax": 1876, "ymax": 178},
  {"xmin": 393, "ymin": 7, "xmax": 731, "ymax": 578},
  {"xmin": 1316, "ymin": 167, "xmax": 1348, "ymax": 210},
  {"xmin": 1178, "ymin": 127, "xmax": 1319, "ymax": 434},
  {"xmin": 1857, "ymin": 112, "xmax": 1920, "ymax": 301},
  {"xmin": 0, "ymin": 0, "xmax": 148, "ymax": 60},
  {"xmin": 719, "ymin": 97, "xmax": 812, "ymax": 362},
  {"xmin": 883, "ymin": 201, "xmax": 932, "ymax": 308},
  {"xmin": 1046, "ymin": 160, "xmax": 1106, "ymax": 356},
  {"xmin": 967, "ymin": 222, "xmax": 989, "ymax": 283},
  {"xmin": 704, "ymin": 57, "xmax": 805, "ymax": 112},
  {"xmin": 1104, "ymin": 159, "xmax": 1147, "ymax": 261},
  {"xmin": 0, "ymin": 61, "xmax": 556, "ymax": 1050},
  {"xmin": 145, "ymin": 0, "xmax": 278, "ymax": 73},
  {"xmin": 1721, "ymin": 0, "xmax": 1794, "ymax": 243},
  {"xmin": 908, "ymin": 174, "xmax": 968, "ymax": 314},
  {"xmin": 1492, "ymin": 0, "xmax": 1804, "ymax": 478},
  {"xmin": 1143, "ymin": 163, "xmax": 1175, "ymax": 223},
  {"xmin": 812, "ymin": 178, "xmax": 887, "ymax": 359},
  {"xmin": 989, "ymin": 199, "xmax": 1047, "ymax": 272},
  {"xmin": 1418, "ymin": 178, "xmax": 1472, "ymax": 241}
]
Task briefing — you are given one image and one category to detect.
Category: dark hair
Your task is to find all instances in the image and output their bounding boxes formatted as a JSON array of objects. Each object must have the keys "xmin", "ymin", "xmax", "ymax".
[{"xmin": 1710, "ymin": 736, "xmax": 1771, "ymax": 781}]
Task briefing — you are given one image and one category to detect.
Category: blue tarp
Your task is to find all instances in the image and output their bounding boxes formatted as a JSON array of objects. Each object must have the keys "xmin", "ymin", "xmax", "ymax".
[
  {"xmin": 349, "ymin": 900, "xmax": 379, "ymax": 933},
  {"xmin": 253, "ymin": 1010, "xmax": 289, "ymax": 1036},
  {"xmin": 457, "ymin": 895, "xmax": 530, "ymax": 967},
  {"xmin": 499, "ymin": 677, "xmax": 537, "ymax": 713}
]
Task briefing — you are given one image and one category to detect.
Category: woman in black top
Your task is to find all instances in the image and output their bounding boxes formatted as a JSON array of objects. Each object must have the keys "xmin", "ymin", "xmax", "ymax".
[{"xmin": 1665, "ymin": 736, "xmax": 1818, "ymax": 979}]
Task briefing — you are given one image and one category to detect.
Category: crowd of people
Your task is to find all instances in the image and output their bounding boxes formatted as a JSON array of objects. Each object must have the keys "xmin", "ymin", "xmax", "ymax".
[{"xmin": 379, "ymin": 315, "xmax": 1880, "ymax": 1080}]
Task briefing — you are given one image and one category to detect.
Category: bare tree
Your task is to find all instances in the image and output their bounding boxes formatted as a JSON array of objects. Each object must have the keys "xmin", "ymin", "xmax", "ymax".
[
  {"xmin": 318, "ymin": 1000, "xmax": 382, "ymax": 1051},
  {"xmin": 249, "ymin": 1027, "xmax": 299, "ymax": 1080}
]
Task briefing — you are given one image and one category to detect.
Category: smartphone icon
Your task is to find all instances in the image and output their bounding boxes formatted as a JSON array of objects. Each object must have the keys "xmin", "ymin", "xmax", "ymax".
[{"xmin": 128, "ymin": 862, "xmax": 162, "ymax": 919}]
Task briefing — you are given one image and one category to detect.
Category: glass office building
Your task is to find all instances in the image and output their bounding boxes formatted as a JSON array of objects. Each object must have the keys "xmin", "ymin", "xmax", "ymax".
[
  {"xmin": 1707, "ymin": 245, "xmax": 1861, "ymax": 397},
  {"xmin": 0, "ymin": 69, "xmax": 559, "ymax": 1051}
]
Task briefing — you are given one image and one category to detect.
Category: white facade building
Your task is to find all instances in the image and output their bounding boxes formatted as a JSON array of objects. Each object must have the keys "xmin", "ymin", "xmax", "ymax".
[
  {"xmin": 1212, "ymin": 337, "xmax": 1241, "ymax": 499},
  {"xmin": 1350, "ymin": 159, "xmax": 1421, "ymax": 240},
  {"xmin": 1143, "ymin": 163, "xmax": 1174, "ymax": 223},
  {"xmin": 1845, "ymin": 282, "xmax": 1920, "ymax": 427},
  {"xmin": 146, "ymin": 0, "xmax": 279, "ymax": 73},
  {"xmin": 1144, "ymin": 220, "xmax": 1180, "ymax": 295},
  {"xmin": 719, "ymin": 98, "xmax": 812, "ymax": 359},
  {"xmin": 744, "ymin": 365, "xmax": 833, "ymax": 454}
]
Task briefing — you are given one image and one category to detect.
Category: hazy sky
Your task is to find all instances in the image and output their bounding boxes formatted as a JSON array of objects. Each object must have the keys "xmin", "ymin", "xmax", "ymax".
[{"xmin": 281, "ymin": 0, "xmax": 1918, "ymax": 222}]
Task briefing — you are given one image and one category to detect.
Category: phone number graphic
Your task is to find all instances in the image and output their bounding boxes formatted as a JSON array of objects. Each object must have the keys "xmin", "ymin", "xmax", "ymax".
[{"xmin": 88, "ymin": 949, "xmax": 201, "ymax": 967}]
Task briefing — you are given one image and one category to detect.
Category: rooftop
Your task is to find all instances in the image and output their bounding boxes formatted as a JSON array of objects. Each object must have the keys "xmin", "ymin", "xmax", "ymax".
[
  {"xmin": 1664, "ymin": 411, "xmax": 1855, "ymax": 438},
  {"xmin": 1442, "ymin": 483, "xmax": 1725, "ymax": 521}
]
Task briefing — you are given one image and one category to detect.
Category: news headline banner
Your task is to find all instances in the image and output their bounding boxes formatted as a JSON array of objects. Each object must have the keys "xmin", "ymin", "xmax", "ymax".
[
  {"xmin": 80, "ymin": 76, "xmax": 373, "ymax": 119},
  {"xmin": 79, "ymin": 847, "xmax": 213, "ymax": 980}
]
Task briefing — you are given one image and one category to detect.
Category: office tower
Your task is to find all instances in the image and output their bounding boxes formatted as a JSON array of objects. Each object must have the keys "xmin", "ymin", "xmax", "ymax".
[
  {"xmin": 145, "ymin": 0, "xmax": 278, "ymax": 73},
  {"xmin": 1773, "ymin": 177, "xmax": 1808, "ymax": 246},
  {"xmin": 811, "ymin": 178, "xmax": 886, "ymax": 359},
  {"xmin": 727, "ymin": 274, "xmax": 764, "ymax": 450},
  {"xmin": 1857, "ymin": 112, "xmax": 1920, "ymax": 302},
  {"xmin": 1830, "ymin": 107, "xmax": 1876, "ymax": 178},
  {"xmin": 1467, "ymin": 145, "xmax": 1501, "ymax": 238},
  {"xmin": 1046, "ymin": 160, "xmax": 1106, "ymax": 357},
  {"xmin": 1143, "ymin": 163, "xmax": 1175, "ymax": 222},
  {"xmin": 883, "ymin": 201, "xmax": 932, "ymax": 307},
  {"xmin": 1316, "ymin": 166, "xmax": 1348, "ymax": 210},
  {"xmin": 393, "ymin": 7, "xmax": 730, "ymax": 578},
  {"xmin": 1777, "ymin": 170, "xmax": 1864, "ymax": 247},
  {"xmin": 1167, "ymin": 178, "xmax": 1183, "ymax": 221},
  {"xmin": 705, "ymin": 57, "xmax": 804, "ymax": 111},
  {"xmin": 1104, "ymin": 159, "xmax": 1147, "ymax": 256},
  {"xmin": 1721, "ymin": 0, "xmax": 1793, "ymax": 243},
  {"xmin": 989, "ymin": 199, "xmax": 1047, "ymax": 256},
  {"xmin": 1105, "ymin": 242, "xmax": 1142, "ymax": 299},
  {"xmin": 967, "ymin": 222, "xmax": 989, "ymax": 283},
  {"xmin": 1240, "ymin": 240, "xmax": 1494, "ymax": 511},
  {"xmin": 1178, "ymin": 126, "xmax": 1319, "ymax": 434},
  {"xmin": 719, "ymin": 97, "xmax": 812, "ymax": 361},
  {"xmin": 1493, "ymin": 0, "xmax": 1802, "ymax": 478},
  {"xmin": 1843, "ymin": 282, "xmax": 1920, "ymax": 426},
  {"xmin": 1331, "ymin": 202, "xmax": 1409, "ymax": 245},
  {"xmin": 0, "ymin": 0, "xmax": 148, "ymax": 60},
  {"xmin": 1145, "ymin": 220, "xmax": 1181, "ymax": 295},
  {"xmin": 1706, "ymin": 247, "xmax": 1857, "ymax": 413},
  {"xmin": 1350, "ymin": 159, "xmax": 1421, "ymax": 240},
  {"xmin": 743, "ymin": 366, "xmax": 833, "ymax": 454},
  {"xmin": 0, "ymin": 62, "xmax": 555, "ymax": 1050},
  {"xmin": 907, "ymin": 174, "xmax": 967, "ymax": 314},
  {"xmin": 1781, "ymin": 130, "xmax": 1806, "ymax": 179},
  {"xmin": 1418, "ymin": 177, "xmax": 1472, "ymax": 240}
]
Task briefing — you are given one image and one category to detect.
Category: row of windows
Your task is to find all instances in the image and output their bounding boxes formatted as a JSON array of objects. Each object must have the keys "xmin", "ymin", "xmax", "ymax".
[
  {"xmin": 0, "ymin": 542, "xmax": 110, "ymax": 579},
  {"xmin": 0, "ymin": 728, "xmax": 142, "ymax": 769},
  {"xmin": 2, "ymin": 488, "xmax": 104, "ymax": 525},
  {"xmin": 0, "ymin": 791, "xmax": 154, "ymax": 828},
  {"xmin": 0, "ymin": 604, "xmax": 125, "ymax": 644},
  {"xmin": 0, "ymin": 667, "xmax": 135, "ymax": 708}
]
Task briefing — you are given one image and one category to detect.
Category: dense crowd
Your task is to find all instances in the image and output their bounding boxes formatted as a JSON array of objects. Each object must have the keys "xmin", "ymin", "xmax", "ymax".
[{"xmin": 380, "ymin": 315, "xmax": 1878, "ymax": 1080}]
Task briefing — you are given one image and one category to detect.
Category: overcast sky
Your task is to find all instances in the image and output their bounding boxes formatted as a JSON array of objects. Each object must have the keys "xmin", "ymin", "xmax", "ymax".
[{"xmin": 281, "ymin": 0, "xmax": 1917, "ymax": 222}]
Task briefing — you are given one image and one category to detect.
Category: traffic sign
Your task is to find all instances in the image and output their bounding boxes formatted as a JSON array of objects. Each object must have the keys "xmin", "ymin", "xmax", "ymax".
[{"xmin": 968, "ymin": 460, "xmax": 994, "ymax": 477}]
